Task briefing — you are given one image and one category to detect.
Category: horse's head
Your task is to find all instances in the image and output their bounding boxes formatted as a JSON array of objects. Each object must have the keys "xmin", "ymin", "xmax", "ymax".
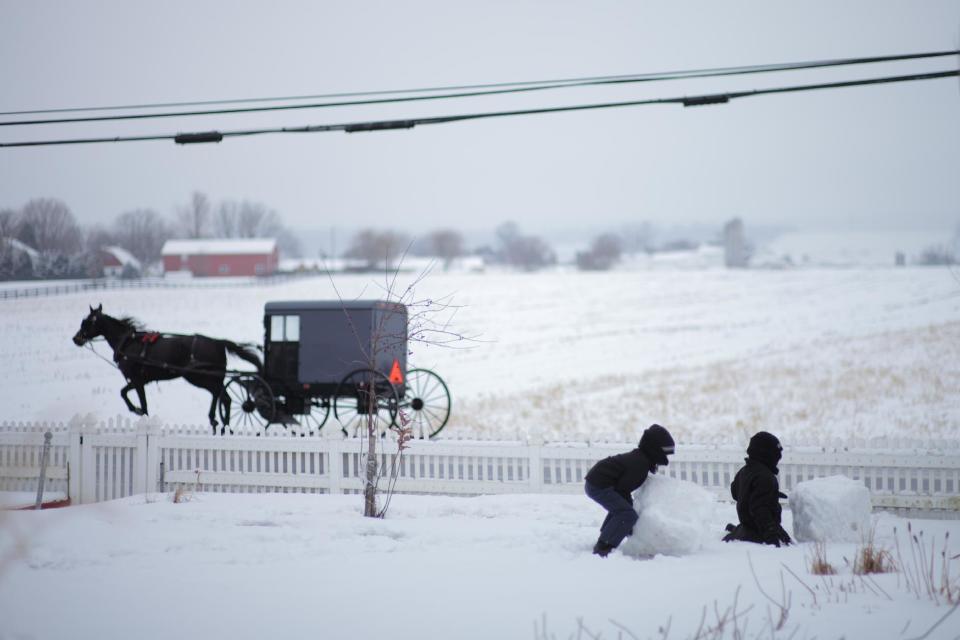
[{"xmin": 73, "ymin": 304, "xmax": 105, "ymax": 346}]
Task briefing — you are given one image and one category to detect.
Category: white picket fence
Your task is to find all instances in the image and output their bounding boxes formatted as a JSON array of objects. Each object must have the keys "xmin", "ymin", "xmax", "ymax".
[{"xmin": 2, "ymin": 416, "xmax": 959, "ymax": 513}]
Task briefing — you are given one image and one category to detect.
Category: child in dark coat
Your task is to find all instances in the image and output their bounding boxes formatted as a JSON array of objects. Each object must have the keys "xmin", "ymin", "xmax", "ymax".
[
  {"xmin": 584, "ymin": 424, "xmax": 675, "ymax": 557},
  {"xmin": 723, "ymin": 431, "xmax": 792, "ymax": 547}
]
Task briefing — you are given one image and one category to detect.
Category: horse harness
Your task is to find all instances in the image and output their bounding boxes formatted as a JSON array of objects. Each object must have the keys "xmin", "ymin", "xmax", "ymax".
[{"xmin": 114, "ymin": 331, "xmax": 202, "ymax": 372}]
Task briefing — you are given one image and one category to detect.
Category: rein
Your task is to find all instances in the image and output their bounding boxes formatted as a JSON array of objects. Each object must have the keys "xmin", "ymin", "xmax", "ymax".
[{"xmin": 84, "ymin": 340, "xmax": 120, "ymax": 371}]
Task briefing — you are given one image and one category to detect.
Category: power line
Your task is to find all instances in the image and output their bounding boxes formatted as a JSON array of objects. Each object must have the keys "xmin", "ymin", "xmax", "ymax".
[
  {"xmin": 1, "ymin": 69, "xmax": 956, "ymax": 149},
  {"xmin": 1, "ymin": 49, "xmax": 957, "ymax": 127},
  {"xmin": 4, "ymin": 50, "xmax": 956, "ymax": 117}
]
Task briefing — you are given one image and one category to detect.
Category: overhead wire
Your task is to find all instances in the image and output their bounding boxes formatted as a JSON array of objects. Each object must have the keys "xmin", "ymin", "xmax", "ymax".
[
  {"xmin": 2, "ymin": 49, "xmax": 956, "ymax": 117},
  {"xmin": 1, "ymin": 68, "xmax": 956, "ymax": 149},
  {"xmin": 0, "ymin": 49, "xmax": 957, "ymax": 127}
]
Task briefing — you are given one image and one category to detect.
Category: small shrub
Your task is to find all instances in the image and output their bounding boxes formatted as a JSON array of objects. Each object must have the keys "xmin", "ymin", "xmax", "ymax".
[
  {"xmin": 809, "ymin": 542, "xmax": 837, "ymax": 575},
  {"xmin": 171, "ymin": 469, "xmax": 201, "ymax": 504},
  {"xmin": 854, "ymin": 526, "xmax": 896, "ymax": 575},
  {"xmin": 854, "ymin": 542, "xmax": 896, "ymax": 575},
  {"xmin": 172, "ymin": 484, "xmax": 192, "ymax": 504}
]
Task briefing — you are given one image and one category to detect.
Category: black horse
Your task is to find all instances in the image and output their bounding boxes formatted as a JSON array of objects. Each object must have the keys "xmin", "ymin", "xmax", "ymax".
[{"xmin": 72, "ymin": 304, "xmax": 262, "ymax": 433}]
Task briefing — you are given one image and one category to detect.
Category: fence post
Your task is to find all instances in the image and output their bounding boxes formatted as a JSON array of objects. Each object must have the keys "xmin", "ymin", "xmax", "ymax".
[
  {"xmin": 328, "ymin": 439, "xmax": 343, "ymax": 495},
  {"xmin": 33, "ymin": 431, "xmax": 53, "ymax": 509},
  {"xmin": 133, "ymin": 418, "xmax": 152, "ymax": 495},
  {"xmin": 79, "ymin": 416, "xmax": 99, "ymax": 504},
  {"xmin": 528, "ymin": 444, "xmax": 543, "ymax": 492},
  {"xmin": 67, "ymin": 416, "xmax": 84, "ymax": 504},
  {"xmin": 145, "ymin": 420, "xmax": 162, "ymax": 494}
]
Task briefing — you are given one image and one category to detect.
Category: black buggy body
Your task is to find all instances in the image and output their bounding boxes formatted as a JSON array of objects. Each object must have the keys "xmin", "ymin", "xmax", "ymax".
[
  {"xmin": 264, "ymin": 299, "xmax": 407, "ymax": 397},
  {"xmin": 218, "ymin": 299, "xmax": 450, "ymax": 438}
]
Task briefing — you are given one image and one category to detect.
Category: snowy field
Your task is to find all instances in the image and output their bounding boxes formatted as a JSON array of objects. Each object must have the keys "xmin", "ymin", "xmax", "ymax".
[
  {"xmin": 2, "ymin": 490, "xmax": 960, "ymax": 640},
  {"xmin": 3, "ymin": 267, "xmax": 960, "ymax": 639},
  {"xmin": 1, "ymin": 266, "xmax": 959, "ymax": 445}
]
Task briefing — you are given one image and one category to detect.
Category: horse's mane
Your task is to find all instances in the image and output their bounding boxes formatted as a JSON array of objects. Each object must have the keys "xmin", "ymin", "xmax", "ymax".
[{"xmin": 115, "ymin": 316, "xmax": 145, "ymax": 332}]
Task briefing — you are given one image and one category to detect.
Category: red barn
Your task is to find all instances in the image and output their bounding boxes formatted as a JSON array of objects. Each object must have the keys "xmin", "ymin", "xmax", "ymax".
[{"xmin": 161, "ymin": 239, "xmax": 279, "ymax": 277}]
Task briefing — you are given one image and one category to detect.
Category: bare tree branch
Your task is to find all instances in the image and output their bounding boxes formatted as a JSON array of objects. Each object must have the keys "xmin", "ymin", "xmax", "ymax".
[{"xmin": 176, "ymin": 191, "xmax": 211, "ymax": 239}]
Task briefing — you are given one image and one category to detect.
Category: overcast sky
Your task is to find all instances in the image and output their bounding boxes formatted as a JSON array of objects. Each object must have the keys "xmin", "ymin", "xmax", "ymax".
[{"xmin": 1, "ymin": 1, "xmax": 958, "ymax": 246}]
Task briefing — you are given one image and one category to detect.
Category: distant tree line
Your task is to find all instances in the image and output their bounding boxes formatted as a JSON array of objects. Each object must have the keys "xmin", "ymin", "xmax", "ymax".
[
  {"xmin": 10, "ymin": 193, "xmax": 790, "ymax": 280},
  {"xmin": 341, "ymin": 228, "xmax": 473, "ymax": 271},
  {"xmin": 490, "ymin": 222, "xmax": 557, "ymax": 271},
  {"xmin": 576, "ymin": 222, "xmax": 960, "ymax": 271},
  {"xmin": 176, "ymin": 192, "xmax": 301, "ymax": 257},
  {"xmin": 914, "ymin": 225, "xmax": 960, "ymax": 267},
  {"xmin": 342, "ymin": 221, "xmax": 558, "ymax": 272},
  {"xmin": 576, "ymin": 223, "xmax": 658, "ymax": 271},
  {"xmin": 918, "ymin": 245, "xmax": 957, "ymax": 266},
  {"xmin": 1, "ymin": 195, "xmax": 571, "ymax": 282},
  {"xmin": 0, "ymin": 191, "xmax": 300, "ymax": 281},
  {"xmin": 1, "ymin": 199, "xmax": 87, "ymax": 280}
]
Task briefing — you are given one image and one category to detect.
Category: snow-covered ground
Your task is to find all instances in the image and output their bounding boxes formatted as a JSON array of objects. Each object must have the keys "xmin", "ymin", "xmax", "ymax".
[
  {"xmin": 2, "ymin": 491, "xmax": 959, "ymax": 640},
  {"xmin": 1, "ymin": 266, "xmax": 959, "ymax": 444},
  {"xmin": 3, "ymin": 267, "xmax": 959, "ymax": 639},
  {"xmin": 756, "ymin": 230, "xmax": 957, "ymax": 268}
]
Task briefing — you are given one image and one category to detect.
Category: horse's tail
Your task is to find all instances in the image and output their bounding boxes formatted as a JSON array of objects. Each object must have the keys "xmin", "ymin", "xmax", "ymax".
[{"xmin": 222, "ymin": 340, "xmax": 263, "ymax": 373}]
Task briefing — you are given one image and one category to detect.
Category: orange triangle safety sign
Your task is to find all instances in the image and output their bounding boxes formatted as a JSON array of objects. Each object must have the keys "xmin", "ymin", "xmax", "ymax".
[{"xmin": 388, "ymin": 359, "xmax": 404, "ymax": 384}]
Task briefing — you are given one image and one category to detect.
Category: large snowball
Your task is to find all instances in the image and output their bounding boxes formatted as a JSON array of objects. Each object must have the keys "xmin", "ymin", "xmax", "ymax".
[
  {"xmin": 789, "ymin": 475, "xmax": 872, "ymax": 543},
  {"xmin": 620, "ymin": 474, "xmax": 718, "ymax": 557}
]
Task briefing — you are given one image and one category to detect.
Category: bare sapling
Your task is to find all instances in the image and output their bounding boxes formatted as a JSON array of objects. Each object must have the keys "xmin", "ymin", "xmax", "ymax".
[{"xmin": 329, "ymin": 249, "xmax": 477, "ymax": 518}]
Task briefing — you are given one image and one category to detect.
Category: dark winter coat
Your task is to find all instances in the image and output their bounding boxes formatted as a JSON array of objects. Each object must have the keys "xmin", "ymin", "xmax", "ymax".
[
  {"xmin": 729, "ymin": 458, "xmax": 783, "ymax": 542},
  {"xmin": 585, "ymin": 449, "xmax": 653, "ymax": 502}
]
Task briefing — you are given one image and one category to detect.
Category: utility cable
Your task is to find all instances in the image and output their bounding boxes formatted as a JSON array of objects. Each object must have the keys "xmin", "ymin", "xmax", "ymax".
[
  {"xmin": 1, "ymin": 68, "xmax": 956, "ymax": 149},
  {"xmin": 0, "ymin": 49, "xmax": 957, "ymax": 127},
  {"xmin": 1, "ymin": 49, "xmax": 955, "ymax": 117}
]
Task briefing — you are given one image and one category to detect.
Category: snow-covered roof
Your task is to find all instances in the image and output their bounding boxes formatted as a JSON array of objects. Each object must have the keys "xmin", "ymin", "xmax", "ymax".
[
  {"xmin": 161, "ymin": 238, "xmax": 278, "ymax": 256},
  {"xmin": 102, "ymin": 246, "xmax": 142, "ymax": 270},
  {"xmin": 2, "ymin": 237, "xmax": 40, "ymax": 258}
]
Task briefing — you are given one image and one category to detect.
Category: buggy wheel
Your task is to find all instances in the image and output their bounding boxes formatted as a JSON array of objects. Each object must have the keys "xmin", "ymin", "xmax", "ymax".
[
  {"xmin": 298, "ymin": 397, "xmax": 330, "ymax": 436},
  {"xmin": 218, "ymin": 374, "xmax": 275, "ymax": 435},
  {"xmin": 333, "ymin": 369, "xmax": 399, "ymax": 437},
  {"xmin": 399, "ymin": 368, "xmax": 452, "ymax": 439}
]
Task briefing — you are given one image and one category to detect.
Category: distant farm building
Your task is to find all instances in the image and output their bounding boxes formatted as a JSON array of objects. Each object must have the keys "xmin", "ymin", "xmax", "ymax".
[
  {"xmin": 161, "ymin": 239, "xmax": 279, "ymax": 277},
  {"xmin": 1, "ymin": 237, "xmax": 39, "ymax": 264},
  {"xmin": 99, "ymin": 246, "xmax": 142, "ymax": 278},
  {"xmin": 723, "ymin": 218, "xmax": 748, "ymax": 268},
  {"xmin": 0, "ymin": 237, "xmax": 39, "ymax": 279}
]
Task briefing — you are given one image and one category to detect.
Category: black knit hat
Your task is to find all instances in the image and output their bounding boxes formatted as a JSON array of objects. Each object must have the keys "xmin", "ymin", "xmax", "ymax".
[
  {"xmin": 747, "ymin": 431, "xmax": 782, "ymax": 466},
  {"xmin": 639, "ymin": 423, "xmax": 675, "ymax": 466}
]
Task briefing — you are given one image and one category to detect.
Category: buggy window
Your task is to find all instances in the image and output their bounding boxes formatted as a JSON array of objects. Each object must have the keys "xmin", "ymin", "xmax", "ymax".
[
  {"xmin": 269, "ymin": 314, "xmax": 300, "ymax": 342},
  {"xmin": 285, "ymin": 315, "xmax": 300, "ymax": 341}
]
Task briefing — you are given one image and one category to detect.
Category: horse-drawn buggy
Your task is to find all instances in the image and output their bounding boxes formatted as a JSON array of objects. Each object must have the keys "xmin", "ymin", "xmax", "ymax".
[
  {"xmin": 232, "ymin": 299, "xmax": 451, "ymax": 438},
  {"xmin": 73, "ymin": 300, "xmax": 452, "ymax": 438}
]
